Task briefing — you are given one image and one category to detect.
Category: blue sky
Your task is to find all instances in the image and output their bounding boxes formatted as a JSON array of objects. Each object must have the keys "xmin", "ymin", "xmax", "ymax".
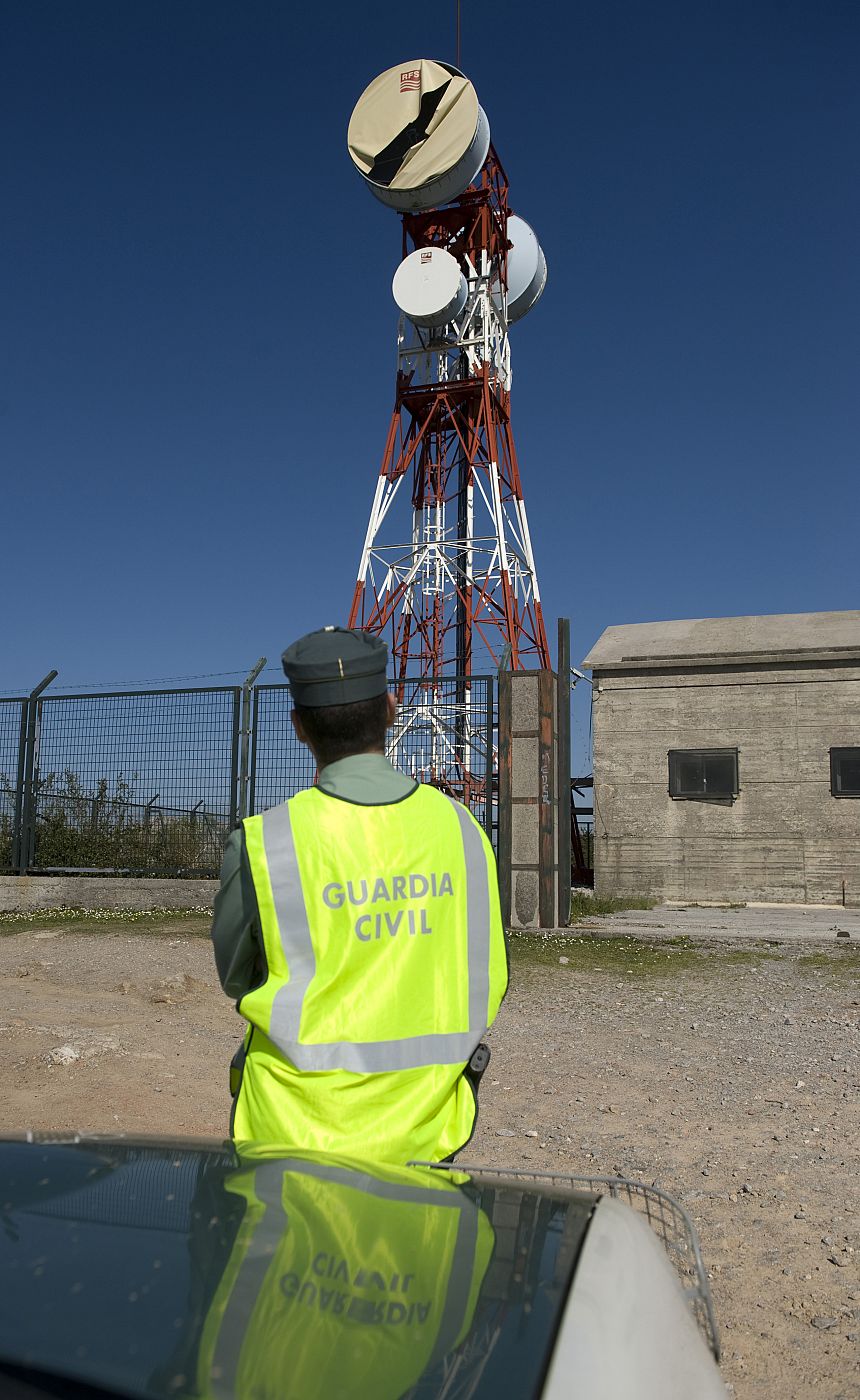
[{"xmin": 2, "ymin": 2, "xmax": 858, "ymax": 769}]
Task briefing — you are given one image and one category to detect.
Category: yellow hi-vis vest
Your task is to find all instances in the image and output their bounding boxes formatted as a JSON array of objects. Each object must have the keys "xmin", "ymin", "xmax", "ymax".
[
  {"xmin": 194, "ymin": 1154, "xmax": 494, "ymax": 1400},
  {"xmin": 234, "ymin": 784, "xmax": 507, "ymax": 1161}
]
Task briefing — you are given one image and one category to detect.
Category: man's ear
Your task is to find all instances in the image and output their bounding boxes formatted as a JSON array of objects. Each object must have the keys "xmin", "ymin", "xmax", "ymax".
[
  {"xmin": 291, "ymin": 709, "xmax": 307, "ymax": 746},
  {"xmin": 385, "ymin": 692, "xmax": 397, "ymax": 729}
]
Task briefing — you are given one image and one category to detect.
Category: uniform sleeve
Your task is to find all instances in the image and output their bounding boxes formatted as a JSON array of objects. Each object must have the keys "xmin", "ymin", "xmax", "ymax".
[{"xmin": 210, "ymin": 827, "xmax": 264, "ymax": 1000}]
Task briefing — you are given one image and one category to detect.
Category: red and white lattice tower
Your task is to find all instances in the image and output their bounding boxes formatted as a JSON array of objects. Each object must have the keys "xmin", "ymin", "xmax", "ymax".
[{"xmin": 346, "ymin": 60, "xmax": 550, "ymax": 795}]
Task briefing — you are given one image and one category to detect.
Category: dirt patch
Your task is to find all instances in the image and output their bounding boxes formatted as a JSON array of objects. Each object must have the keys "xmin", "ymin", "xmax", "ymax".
[
  {"xmin": 0, "ymin": 924, "xmax": 237, "ymax": 1138},
  {"xmin": 477, "ymin": 931, "xmax": 859, "ymax": 1398},
  {"xmin": 1, "ymin": 914, "xmax": 858, "ymax": 1398}
]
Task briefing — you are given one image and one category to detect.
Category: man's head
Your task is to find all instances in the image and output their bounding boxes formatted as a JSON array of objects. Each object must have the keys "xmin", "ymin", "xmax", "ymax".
[{"xmin": 281, "ymin": 626, "xmax": 395, "ymax": 769}]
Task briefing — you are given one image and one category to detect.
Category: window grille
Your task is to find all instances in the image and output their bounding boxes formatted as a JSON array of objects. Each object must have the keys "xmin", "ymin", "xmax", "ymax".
[
  {"xmin": 830, "ymin": 748, "xmax": 860, "ymax": 798},
  {"xmin": 668, "ymin": 749, "xmax": 738, "ymax": 799}
]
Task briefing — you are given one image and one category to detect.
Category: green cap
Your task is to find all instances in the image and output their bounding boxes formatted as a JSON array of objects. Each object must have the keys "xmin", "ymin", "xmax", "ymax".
[{"xmin": 281, "ymin": 627, "xmax": 389, "ymax": 707}]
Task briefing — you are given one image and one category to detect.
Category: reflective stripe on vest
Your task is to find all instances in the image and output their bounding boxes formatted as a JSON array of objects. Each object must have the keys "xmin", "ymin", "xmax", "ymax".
[{"xmin": 259, "ymin": 793, "xmax": 491, "ymax": 1072}]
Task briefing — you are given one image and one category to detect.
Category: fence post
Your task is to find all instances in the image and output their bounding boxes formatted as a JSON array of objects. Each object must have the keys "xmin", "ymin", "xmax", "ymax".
[
  {"xmin": 237, "ymin": 658, "xmax": 266, "ymax": 824},
  {"xmin": 556, "ymin": 618, "xmax": 572, "ymax": 926},
  {"xmin": 496, "ymin": 659, "xmax": 512, "ymax": 927},
  {"xmin": 483, "ymin": 678, "xmax": 494, "ymax": 848},
  {"xmin": 537, "ymin": 669, "xmax": 556, "ymax": 930},
  {"xmin": 228, "ymin": 690, "xmax": 241, "ymax": 831},
  {"xmin": 10, "ymin": 701, "xmax": 28, "ymax": 873},
  {"xmin": 248, "ymin": 682, "xmax": 261, "ymax": 817},
  {"xmin": 17, "ymin": 671, "xmax": 58, "ymax": 874}
]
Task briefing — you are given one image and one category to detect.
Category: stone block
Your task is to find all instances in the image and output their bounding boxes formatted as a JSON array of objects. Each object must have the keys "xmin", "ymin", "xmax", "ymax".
[
  {"xmin": 513, "ymin": 869, "xmax": 539, "ymax": 926},
  {"xmin": 511, "ymin": 804, "xmax": 539, "ymax": 864},
  {"xmin": 512, "ymin": 737, "xmax": 539, "ymax": 799},
  {"xmin": 510, "ymin": 674, "xmax": 540, "ymax": 732}
]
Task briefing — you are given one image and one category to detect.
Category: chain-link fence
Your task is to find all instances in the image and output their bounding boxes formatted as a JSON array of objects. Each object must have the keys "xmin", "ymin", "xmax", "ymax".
[
  {"xmin": 3, "ymin": 677, "xmax": 496, "ymax": 878},
  {"xmin": 0, "ymin": 699, "xmax": 26, "ymax": 872},
  {"xmin": 248, "ymin": 678, "xmax": 495, "ymax": 821},
  {"xmin": 25, "ymin": 689, "xmax": 241, "ymax": 877},
  {"xmin": 248, "ymin": 686, "xmax": 317, "ymax": 814}
]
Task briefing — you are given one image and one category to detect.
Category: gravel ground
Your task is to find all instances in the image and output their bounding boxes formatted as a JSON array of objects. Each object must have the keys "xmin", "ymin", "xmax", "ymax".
[{"xmin": 1, "ymin": 903, "xmax": 858, "ymax": 1398}]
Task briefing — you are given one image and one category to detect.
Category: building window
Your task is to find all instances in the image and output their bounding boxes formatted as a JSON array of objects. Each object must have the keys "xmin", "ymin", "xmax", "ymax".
[
  {"xmin": 830, "ymin": 748, "xmax": 860, "ymax": 797},
  {"xmin": 668, "ymin": 748, "xmax": 739, "ymax": 799}
]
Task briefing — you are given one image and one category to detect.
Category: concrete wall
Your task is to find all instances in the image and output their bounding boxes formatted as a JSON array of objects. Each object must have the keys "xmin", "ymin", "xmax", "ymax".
[
  {"xmin": 592, "ymin": 662, "xmax": 860, "ymax": 905},
  {"xmin": 0, "ymin": 876, "xmax": 217, "ymax": 913},
  {"xmin": 499, "ymin": 671, "xmax": 567, "ymax": 929}
]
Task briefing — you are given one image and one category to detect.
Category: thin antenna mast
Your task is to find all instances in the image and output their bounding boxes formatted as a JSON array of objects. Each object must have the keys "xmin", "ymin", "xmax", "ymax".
[{"xmin": 456, "ymin": 0, "xmax": 461, "ymax": 67}]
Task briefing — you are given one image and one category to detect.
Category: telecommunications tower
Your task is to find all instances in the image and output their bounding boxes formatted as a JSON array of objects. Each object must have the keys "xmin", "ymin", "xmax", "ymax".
[{"xmin": 346, "ymin": 59, "xmax": 550, "ymax": 798}]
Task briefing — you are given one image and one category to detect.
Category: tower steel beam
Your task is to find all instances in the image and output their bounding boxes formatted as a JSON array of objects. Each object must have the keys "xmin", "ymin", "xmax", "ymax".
[{"xmin": 348, "ymin": 145, "xmax": 549, "ymax": 799}]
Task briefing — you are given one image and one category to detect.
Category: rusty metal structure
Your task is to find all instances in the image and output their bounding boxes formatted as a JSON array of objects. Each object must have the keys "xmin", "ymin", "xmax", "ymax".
[{"xmin": 348, "ymin": 148, "xmax": 549, "ymax": 681}]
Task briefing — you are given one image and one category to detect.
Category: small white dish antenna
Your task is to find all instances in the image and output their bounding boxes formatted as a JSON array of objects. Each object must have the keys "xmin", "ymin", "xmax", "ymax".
[
  {"xmin": 348, "ymin": 59, "xmax": 490, "ymax": 212},
  {"xmin": 392, "ymin": 247, "xmax": 468, "ymax": 327},
  {"xmin": 504, "ymin": 215, "xmax": 548, "ymax": 323}
]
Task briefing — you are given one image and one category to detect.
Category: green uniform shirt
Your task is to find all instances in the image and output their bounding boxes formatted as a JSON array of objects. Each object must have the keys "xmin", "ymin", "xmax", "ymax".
[{"xmin": 211, "ymin": 754, "xmax": 417, "ymax": 1000}]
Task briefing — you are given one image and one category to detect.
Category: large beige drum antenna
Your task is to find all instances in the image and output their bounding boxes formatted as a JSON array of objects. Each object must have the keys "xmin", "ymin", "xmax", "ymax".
[{"xmin": 347, "ymin": 59, "xmax": 490, "ymax": 211}]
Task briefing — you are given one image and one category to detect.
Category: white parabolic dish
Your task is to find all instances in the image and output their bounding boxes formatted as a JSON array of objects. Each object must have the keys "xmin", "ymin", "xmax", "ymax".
[
  {"xmin": 348, "ymin": 59, "xmax": 490, "ymax": 212},
  {"xmin": 505, "ymin": 215, "xmax": 548, "ymax": 323},
  {"xmin": 392, "ymin": 248, "xmax": 468, "ymax": 328}
]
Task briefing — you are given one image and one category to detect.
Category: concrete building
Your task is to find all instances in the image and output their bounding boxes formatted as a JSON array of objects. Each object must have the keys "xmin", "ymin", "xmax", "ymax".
[{"xmin": 583, "ymin": 612, "xmax": 860, "ymax": 906}]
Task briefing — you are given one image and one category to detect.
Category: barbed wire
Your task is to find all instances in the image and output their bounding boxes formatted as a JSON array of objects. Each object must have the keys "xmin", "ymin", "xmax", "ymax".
[{"xmin": 0, "ymin": 665, "xmax": 285, "ymax": 697}]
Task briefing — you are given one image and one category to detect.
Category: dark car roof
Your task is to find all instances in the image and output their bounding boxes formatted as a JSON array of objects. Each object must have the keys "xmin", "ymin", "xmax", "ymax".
[{"xmin": 0, "ymin": 1137, "xmax": 598, "ymax": 1400}]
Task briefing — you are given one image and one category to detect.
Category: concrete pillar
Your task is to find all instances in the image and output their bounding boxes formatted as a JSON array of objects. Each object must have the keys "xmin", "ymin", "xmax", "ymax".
[{"xmin": 498, "ymin": 669, "xmax": 568, "ymax": 929}]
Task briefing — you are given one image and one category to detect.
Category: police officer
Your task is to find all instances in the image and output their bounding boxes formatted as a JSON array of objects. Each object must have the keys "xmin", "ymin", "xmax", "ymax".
[{"xmin": 211, "ymin": 626, "xmax": 508, "ymax": 1162}]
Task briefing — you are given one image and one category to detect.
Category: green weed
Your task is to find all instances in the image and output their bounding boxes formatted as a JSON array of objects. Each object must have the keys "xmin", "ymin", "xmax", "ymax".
[
  {"xmin": 508, "ymin": 932, "xmax": 703, "ymax": 975},
  {"xmin": 569, "ymin": 893, "xmax": 657, "ymax": 923},
  {"xmin": 0, "ymin": 907, "xmax": 212, "ymax": 936},
  {"xmin": 796, "ymin": 946, "xmax": 859, "ymax": 974}
]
